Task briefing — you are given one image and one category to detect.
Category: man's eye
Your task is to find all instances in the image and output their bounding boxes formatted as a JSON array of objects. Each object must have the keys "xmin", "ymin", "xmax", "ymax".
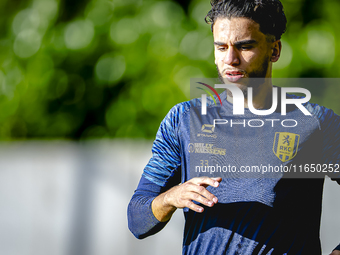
[
  {"xmin": 240, "ymin": 45, "xmax": 252, "ymax": 50},
  {"xmin": 218, "ymin": 47, "xmax": 226, "ymax": 51}
]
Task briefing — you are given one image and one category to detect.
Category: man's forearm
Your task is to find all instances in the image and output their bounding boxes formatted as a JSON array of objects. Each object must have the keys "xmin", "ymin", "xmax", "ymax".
[
  {"xmin": 151, "ymin": 189, "xmax": 177, "ymax": 222},
  {"xmin": 128, "ymin": 175, "xmax": 220, "ymax": 238},
  {"xmin": 127, "ymin": 176, "xmax": 170, "ymax": 239},
  {"xmin": 128, "ymin": 193, "xmax": 168, "ymax": 239}
]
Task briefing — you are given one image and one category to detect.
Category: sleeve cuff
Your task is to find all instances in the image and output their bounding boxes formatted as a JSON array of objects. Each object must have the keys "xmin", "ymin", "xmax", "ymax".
[{"xmin": 128, "ymin": 195, "xmax": 168, "ymax": 239}]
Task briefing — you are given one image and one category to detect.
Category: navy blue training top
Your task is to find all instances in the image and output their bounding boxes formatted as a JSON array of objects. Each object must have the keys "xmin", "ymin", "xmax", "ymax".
[{"xmin": 128, "ymin": 89, "xmax": 340, "ymax": 254}]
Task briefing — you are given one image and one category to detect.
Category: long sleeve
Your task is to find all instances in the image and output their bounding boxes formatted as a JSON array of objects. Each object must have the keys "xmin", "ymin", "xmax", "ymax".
[
  {"xmin": 306, "ymin": 103, "xmax": 340, "ymax": 183},
  {"xmin": 128, "ymin": 170, "xmax": 182, "ymax": 239},
  {"xmin": 318, "ymin": 106, "xmax": 340, "ymax": 183},
  {"xmin": 316, "ymin": 106, "xmax": 340, "ymax": 251},
  {"xmin": 127, "ymin": 103, "xmax": 188, "ymax": 238},
  {"xmin": 127, "ymin": 175, "xmax": 167, "ymax": 239}
]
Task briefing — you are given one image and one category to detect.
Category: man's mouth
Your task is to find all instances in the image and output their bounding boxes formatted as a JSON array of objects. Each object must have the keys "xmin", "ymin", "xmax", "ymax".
[{"xmin": 225, "ymin": 71, "xmax": 245, "ymax": 82}]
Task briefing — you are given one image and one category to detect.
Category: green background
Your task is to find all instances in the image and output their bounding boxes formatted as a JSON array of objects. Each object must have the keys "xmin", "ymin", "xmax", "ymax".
[{"xmin": 0, "ymin": 0, "xmax": 339, "ymax": 140}]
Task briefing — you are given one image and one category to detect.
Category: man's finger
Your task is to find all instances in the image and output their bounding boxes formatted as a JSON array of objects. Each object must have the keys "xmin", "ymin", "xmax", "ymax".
[
  {"xmin": 212, "ymin": 177, "xmax": 222, "ymax": 182},
  {"xmin": 193, "ymin": 176, "xmax": 221, "ymax": 188},
  {"xmin": 186, "ymin": 200, "xmax": 204, "ymax": 213},
  {"xmin": 188, "ymin": 191, "xmax": 216, "ymax": 207},
  {"xmin": 190, "ymin": 184, "xmax": 217, "ymax": 203}
]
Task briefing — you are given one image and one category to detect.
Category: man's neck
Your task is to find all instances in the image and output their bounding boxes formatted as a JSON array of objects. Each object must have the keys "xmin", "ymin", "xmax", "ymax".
[{"xmin": 226, "ymin": 79, "xmax": 273, "ymax": 110}]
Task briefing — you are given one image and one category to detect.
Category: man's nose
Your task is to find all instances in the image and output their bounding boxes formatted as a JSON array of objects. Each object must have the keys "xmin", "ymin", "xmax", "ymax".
[{"xmin": 223, "ymin": 47, "xmax": 240, "ymax": 66}]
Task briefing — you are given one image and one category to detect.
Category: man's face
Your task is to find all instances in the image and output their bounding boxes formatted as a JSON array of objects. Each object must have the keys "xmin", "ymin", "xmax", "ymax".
[{"xmin": 213, "ymin": 17, "xmax": 278, "ymax": 85}]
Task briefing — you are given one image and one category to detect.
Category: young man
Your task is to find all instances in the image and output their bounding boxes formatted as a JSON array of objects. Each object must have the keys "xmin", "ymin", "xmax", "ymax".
[{"xmin": 128, "ymin": 0, "xmax": 340, "ymax": 254}]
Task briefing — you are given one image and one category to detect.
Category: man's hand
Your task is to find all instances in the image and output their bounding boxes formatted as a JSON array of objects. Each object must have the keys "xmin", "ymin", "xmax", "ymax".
[
  {"xmin": 164, "ymin": 176, "xmax": 222, "ymax": 212},
  {"xmin": 330, "ymin": 250, "xmax": 340, "ymax": 255},
  {"xmin": 151, "ymin": 176, "xmax": 222, "ymax": 222}
]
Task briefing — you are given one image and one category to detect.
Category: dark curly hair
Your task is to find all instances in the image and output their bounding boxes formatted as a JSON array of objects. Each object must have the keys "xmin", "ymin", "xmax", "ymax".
[{"xmin": 205, "ymin": 0, "xmax": 287, "ymax": 40}]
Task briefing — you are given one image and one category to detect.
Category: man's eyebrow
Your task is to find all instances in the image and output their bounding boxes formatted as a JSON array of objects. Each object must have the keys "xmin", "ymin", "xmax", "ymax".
[
  {"xmin": 214, "ymin": 41, "xmax": 227, "ymax": 46},
  {"xmin": 214, "ymin": 40, "xmax": 258, "ymax": 46},
  {"xmin": 234, "ymin": 39, "xmax": 257, "ymax": 46}
]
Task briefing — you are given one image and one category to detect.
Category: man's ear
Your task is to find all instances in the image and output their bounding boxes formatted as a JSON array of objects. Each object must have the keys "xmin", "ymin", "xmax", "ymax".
[{"xmin": 271, "ymin": 40, "xmax": 282, "ymax": 62}]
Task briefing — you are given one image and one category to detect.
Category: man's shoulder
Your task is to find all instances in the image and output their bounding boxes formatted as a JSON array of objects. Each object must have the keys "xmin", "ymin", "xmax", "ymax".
[
  {"xmin": 287, "ymin": 92, "xmax": 338, "ymax": 121},
  {"xmin": 165, "ymin": 95, "xmax": 218, "ymax": 119}
]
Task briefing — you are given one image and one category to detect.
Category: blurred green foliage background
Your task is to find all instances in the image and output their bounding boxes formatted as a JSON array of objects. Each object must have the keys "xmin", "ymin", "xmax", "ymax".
[{"xmin": 0, "ymin": 0, "xmax": 340, "ymax": 140}]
